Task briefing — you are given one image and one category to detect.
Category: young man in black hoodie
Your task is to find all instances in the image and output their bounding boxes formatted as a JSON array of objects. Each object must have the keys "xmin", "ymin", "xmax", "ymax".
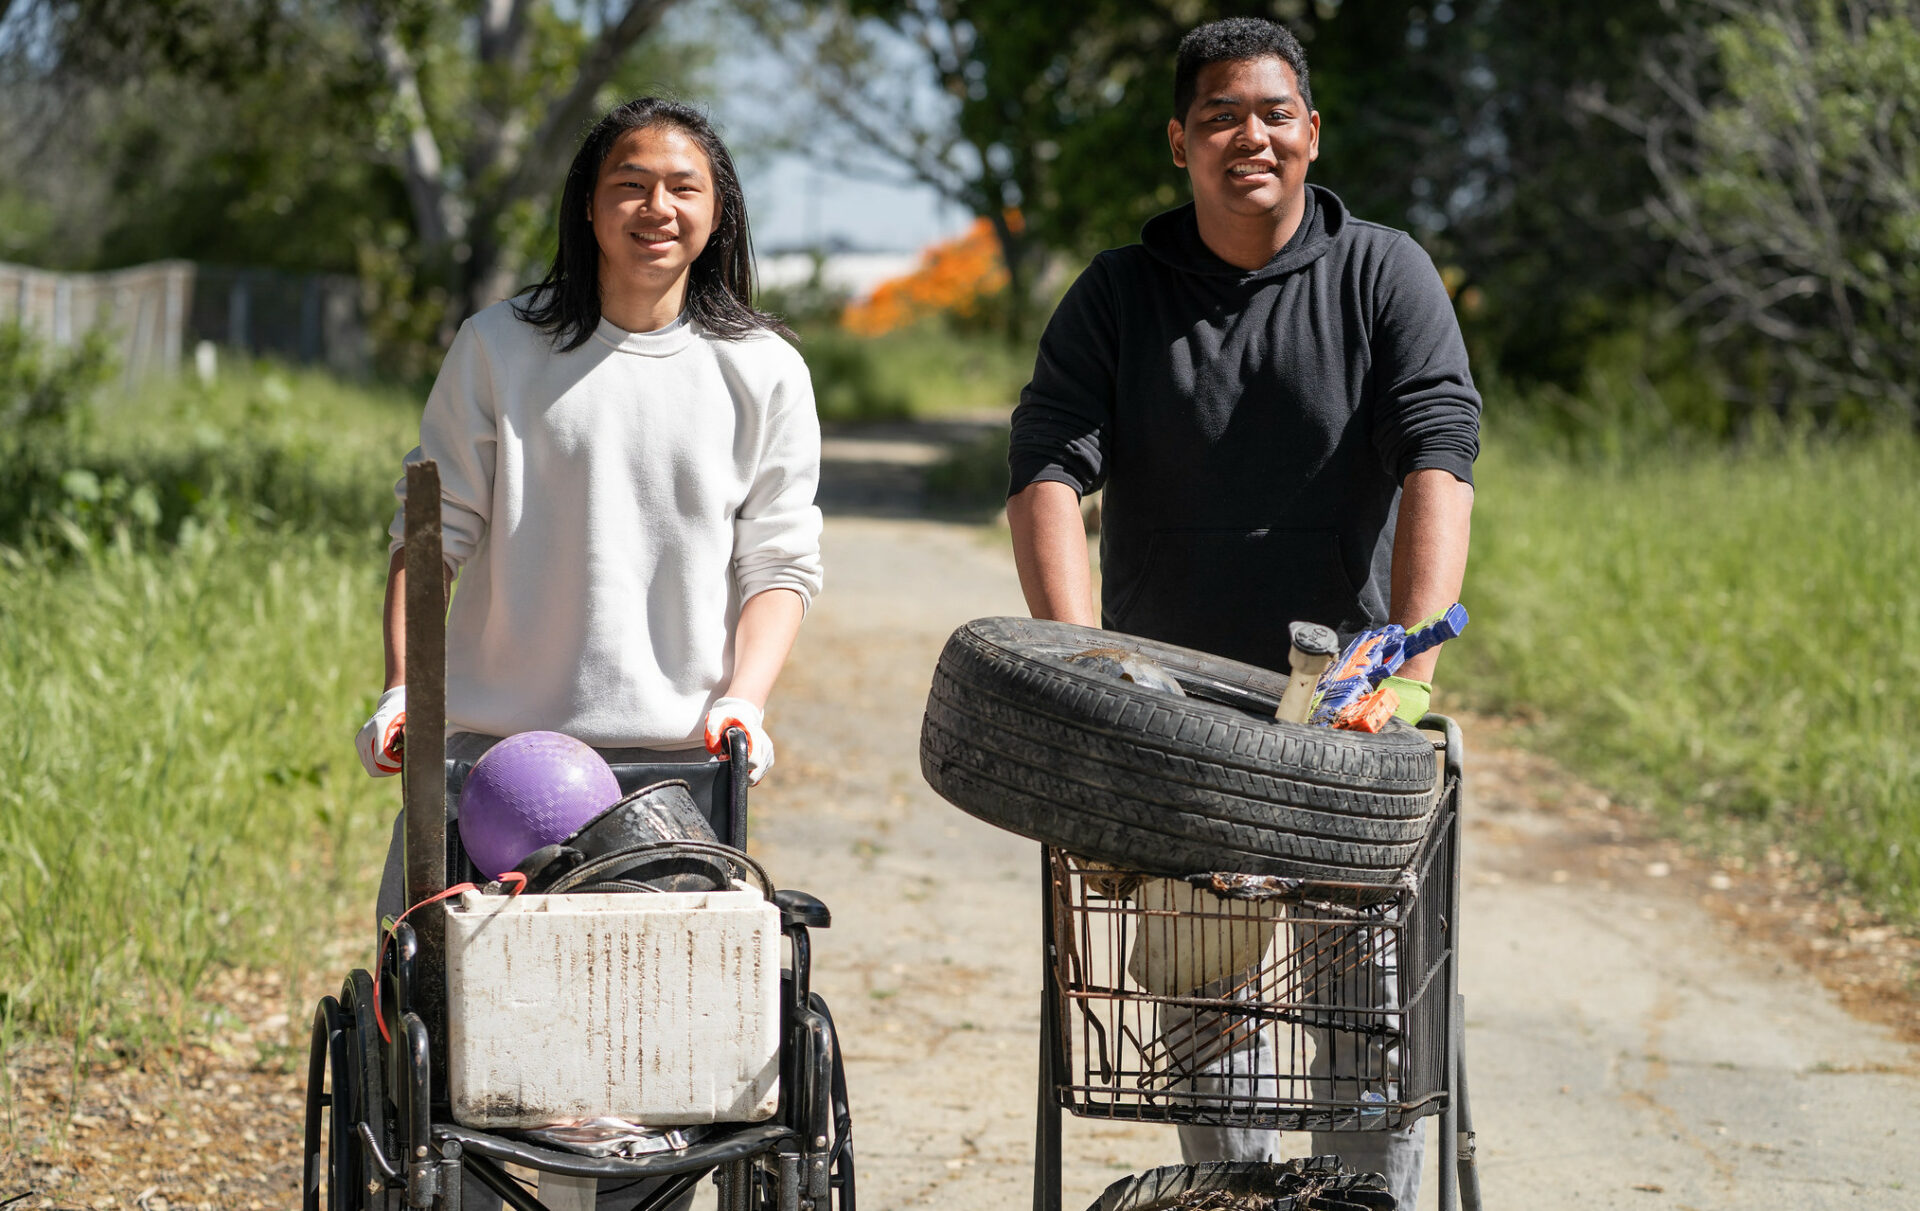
[{"xmin": 1006, "ymin": 16, "xmax": 1480, "ymax": 1205}]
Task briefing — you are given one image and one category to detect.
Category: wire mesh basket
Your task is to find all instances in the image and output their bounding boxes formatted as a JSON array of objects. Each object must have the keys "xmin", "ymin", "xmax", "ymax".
[{"xmin": 1044, "ymin": 776, "xmax": 1460, "ymax": 1133}]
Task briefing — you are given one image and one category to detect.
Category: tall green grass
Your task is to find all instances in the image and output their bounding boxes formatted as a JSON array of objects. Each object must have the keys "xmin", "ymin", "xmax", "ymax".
[
  {"xmin": 796, "ymin": 320, "xmax": 1028, "ymax": 420},
  {"xmin": 1, "ymin": 361, "xmax": 411, "ymax": 1058},
  {"xmin": 1451, "ymin": 431, "xmax": 1920, "ymax": 921},
  {"xmin": 0, "ymin": 531, "xmax": 394, "ymax": 1053}
]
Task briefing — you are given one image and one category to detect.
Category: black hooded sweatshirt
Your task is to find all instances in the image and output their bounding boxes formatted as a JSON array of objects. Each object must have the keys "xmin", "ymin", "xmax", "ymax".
[{"xmin": 1008, "ymin": 185, "xmax": 1481, "ymax": 673}]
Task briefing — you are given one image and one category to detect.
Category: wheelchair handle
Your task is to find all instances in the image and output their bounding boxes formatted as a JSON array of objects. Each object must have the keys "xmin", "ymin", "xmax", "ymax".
[{"xmin": 726, "ymin": 725, "xmax": 750, "ymax": 848}]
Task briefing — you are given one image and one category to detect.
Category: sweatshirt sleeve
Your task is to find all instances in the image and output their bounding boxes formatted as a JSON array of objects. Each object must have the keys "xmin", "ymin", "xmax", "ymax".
[
  {"xmin": 733, "ymin": 344, "xmax": 825, "ymax": 611},
  {"xmin": 388, "ymin": 319, "xmax": 497, "ymax": 573},
  {"xmin": 1008, "ymin": 256, "xmax": 1120, "ymax": 498},
  {"xmin": 1368, "ymin": 234, "xmax": 1482, "ymax": 487}
]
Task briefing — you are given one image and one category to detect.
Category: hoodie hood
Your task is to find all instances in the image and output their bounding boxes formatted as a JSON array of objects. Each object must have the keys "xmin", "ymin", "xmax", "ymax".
[{"xmin": 1140, "ymin": 183, "xmax": 1345, "ymax": 281}]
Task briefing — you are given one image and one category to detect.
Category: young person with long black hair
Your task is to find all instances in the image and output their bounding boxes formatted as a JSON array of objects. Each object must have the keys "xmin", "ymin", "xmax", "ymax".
[
  {"xmin": 352, "ymin": 94, "xmax": 820, "ymax": 1211},
  {"xmin": 356, "ymin": 93, "xmax": 822, "ymax": 919},
  {"xmin": 357, "ymin": 92, "xmax": 821, "ymax": 902}
]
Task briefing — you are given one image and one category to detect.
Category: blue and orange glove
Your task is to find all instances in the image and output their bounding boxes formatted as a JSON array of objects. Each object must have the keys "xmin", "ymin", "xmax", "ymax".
[
  {"xmin": 355, "ymin": 686, "xmax": 407, "ymax": 777},
  {"xmin": 704, "ymin": 696, "xmax": 773, "ymax": 785}
]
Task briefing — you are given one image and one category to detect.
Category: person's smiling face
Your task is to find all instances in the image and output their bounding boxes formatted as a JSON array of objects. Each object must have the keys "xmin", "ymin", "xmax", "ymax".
[
  {"xmin": 589, "ymin": 124, "xmax": 719, "ymax": 296},
  {"xmin": 1169, "ymin": 55, "xmax": 1320, "ymax": 226}
]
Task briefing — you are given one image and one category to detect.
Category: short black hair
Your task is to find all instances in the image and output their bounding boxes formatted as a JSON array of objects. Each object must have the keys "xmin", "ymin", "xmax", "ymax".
[{"xmin": 1172, "ymin": 17, "xmax": 1313, "ymax": 120}]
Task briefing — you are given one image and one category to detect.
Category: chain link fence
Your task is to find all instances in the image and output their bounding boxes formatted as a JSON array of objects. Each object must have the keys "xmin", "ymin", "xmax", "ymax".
[{"xmin": 1, "ymin": 260, "xmax": 369, "ymax": 383}]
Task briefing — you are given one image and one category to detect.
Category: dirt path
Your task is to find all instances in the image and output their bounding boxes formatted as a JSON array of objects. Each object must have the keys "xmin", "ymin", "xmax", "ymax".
[
  {"xmin": 6, "ymin": 426, "xmax": 1916, "ymax": 1211},
  {"xmin": 750, "ymin": 429, "xmax": 1920, "ymax": 1210}
]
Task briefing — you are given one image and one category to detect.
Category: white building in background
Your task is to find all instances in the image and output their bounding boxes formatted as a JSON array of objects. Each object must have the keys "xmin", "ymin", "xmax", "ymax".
[{"xmin": 756, "ymin": 251, "xmax": 920, "ymax": 302}]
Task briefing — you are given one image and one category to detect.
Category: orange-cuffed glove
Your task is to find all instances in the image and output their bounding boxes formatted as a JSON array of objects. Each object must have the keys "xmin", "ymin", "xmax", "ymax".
[
  {"xmin": 704, "ymin": 696, "xmax": 772, "ymax": 786},
  {"xmin": 355, "ymin": 686, "xmax": 407, "ymax": 777}
]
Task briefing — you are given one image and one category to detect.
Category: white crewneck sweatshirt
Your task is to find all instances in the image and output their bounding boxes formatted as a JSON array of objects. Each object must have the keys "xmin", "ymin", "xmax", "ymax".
[{"xmin": 389, "ymin": 301, "xmax": 824, "ymax": 748}]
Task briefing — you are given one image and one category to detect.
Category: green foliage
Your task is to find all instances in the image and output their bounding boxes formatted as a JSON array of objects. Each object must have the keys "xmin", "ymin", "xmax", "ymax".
[
  {"xmin": 0, "ymin": 7, "xmax": 406, "ymax": 276},
  {"xmin": 0, "ymin": 361, "xmax": 411, "ymax": 1056},
  {"xmin": 794, "ymin": 319, "xmax": 1029, "ymax": 422},
  {"xmin": 0, "ymin": 323, "xmax": 116, "ymax": 433},
  {"xmin": 798, "ymin": 329, "xmax": 912, "ymax": 423},
  {"xmin": 0, "ymin": 528, "xmax": 392, "ymax": 1055},
  {"xmin": 0, "ymin": 341, "xmax": 415, "ymax": 555},
  {"xmin": 1450, "ymin": 426, "xmax": 1920, "ymax": 922},
  {"xmin": 1487, "ymin": 322, "xmax": 1735, "ymax": 458},
  {"xmin": 925, "ymin": 426, "xmax": 1011, "ymax": 511},
  {"xmin": 1634, "ymin": 0, "xmax": 1920, "ymax": 423}
]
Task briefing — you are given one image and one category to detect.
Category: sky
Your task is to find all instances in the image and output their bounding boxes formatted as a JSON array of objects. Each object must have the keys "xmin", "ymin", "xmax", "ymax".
[
  {"xmin": 740, "ymin": 153, "xmax": 969, "ymax": 254},
  {"xmin": 689, "ymin": 1, "xmax": 972, "ymax": 255}
]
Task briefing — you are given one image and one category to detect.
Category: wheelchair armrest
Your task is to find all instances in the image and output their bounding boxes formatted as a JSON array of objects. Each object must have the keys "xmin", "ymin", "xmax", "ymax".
[{"xmin": 773, "ymin": 889, "xmax": 830, "ymax": 929}]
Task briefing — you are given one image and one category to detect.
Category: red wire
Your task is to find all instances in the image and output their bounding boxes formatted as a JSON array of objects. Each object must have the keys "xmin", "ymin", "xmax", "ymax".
[{"xmin": 373, "ymin": 872, "xmax": 527, "ymax": 1044}]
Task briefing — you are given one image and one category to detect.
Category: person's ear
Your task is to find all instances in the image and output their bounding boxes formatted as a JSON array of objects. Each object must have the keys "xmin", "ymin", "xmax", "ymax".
[
  {"xmin": 1308, "ymin": 110, "xmax": 1321, "ymax": 162},
  {"xmin": 1168, "ymin": 117, "xmax": 1187, "ymax": 169}
]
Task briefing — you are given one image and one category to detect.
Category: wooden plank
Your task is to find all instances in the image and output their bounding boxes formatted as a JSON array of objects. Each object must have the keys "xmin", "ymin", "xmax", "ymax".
[{"xmin": 403, "ymin": 458, "xmax": 450, "ymax": 1100}]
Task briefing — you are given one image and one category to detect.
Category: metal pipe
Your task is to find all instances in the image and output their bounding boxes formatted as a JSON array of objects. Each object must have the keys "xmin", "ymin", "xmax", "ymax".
[{"xmin": 461, "ymin": 1152, "xmax": 550, "ymax": 1211}]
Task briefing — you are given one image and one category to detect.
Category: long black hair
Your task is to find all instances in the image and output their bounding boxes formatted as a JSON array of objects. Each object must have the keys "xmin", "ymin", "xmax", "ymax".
[{"xmin": 514, "ymin": 97, "xmax": 789, "ymax": 349}]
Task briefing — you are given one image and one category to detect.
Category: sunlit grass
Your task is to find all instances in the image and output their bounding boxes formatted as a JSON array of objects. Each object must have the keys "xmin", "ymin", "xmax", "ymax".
[
  {"xmin": 0, "ymin": 528, "xmax": 393, "ymax": 1056},
  {"xmin": 1450, "ymin": 431, "xmax": 1920, "ymax": 920},
  {"xmin": 1, "ymin": 359, "xmax": 409, "ymax": 1060}
]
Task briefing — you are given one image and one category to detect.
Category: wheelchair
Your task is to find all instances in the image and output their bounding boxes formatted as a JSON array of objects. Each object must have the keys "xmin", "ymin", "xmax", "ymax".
[{"xmin": 302, "ymin": 730, "xmax": 856, "ymax": 1211}]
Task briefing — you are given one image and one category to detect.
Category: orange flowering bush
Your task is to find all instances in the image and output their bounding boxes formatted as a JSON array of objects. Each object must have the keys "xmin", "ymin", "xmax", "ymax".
[{"xmin": 842, "ymin": 216, "xmax": 1012, "ymax": 336}]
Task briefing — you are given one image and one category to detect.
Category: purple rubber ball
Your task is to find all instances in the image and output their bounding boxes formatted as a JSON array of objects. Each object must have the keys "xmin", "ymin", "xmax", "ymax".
[{"xmin": 459, "ymin": 731, "xmax": 621, "ymax": 879}]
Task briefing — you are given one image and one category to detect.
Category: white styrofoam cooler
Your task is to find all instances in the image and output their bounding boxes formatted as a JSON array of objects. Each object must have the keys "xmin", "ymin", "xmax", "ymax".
[{"xmin": 444, "ymin": 888, "xmax": 782, "ymax": 1129}]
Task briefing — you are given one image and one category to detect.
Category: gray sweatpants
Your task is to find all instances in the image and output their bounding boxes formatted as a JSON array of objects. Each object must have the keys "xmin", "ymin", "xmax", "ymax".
[
  {"xmin": 373, "ymin": 732, "xmax": 713, "ymax": 1211},
  {"xmin": 1171, "ymin": 915, "xmax": 1425, "ymax": 1209}
]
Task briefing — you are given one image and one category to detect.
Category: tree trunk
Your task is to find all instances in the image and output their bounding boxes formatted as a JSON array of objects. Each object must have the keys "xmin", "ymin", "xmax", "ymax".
[
  {"xmin": 367, "ymin": 0, "xmax": 687, "ymax": 340},
  {"xmin": 987, "ymin": 211, "xmax": 1037, "ymax": 343}
]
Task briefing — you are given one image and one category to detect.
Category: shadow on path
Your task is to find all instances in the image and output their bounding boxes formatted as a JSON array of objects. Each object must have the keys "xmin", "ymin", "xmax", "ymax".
[{"xmin": 817, "ymin": 417, "xmax": 1006, "ymax": 520}]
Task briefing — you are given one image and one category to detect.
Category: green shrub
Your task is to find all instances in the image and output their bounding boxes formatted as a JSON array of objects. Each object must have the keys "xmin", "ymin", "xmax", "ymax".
[
  {"xmin": 926, "ymin": 426, "xmax": 1011, "ymax": 511},
  {"xmin": 0, "ymin": 358, "xmax": 411, "ymax": 1058},
  {"xmin": 1, "ymin": 353, "xmax": 415, "ymax": 555},
  {"xmin": 799, "ymin": 329, "xmax": 913, "ymax": 423},
  {"xmin": 795, "ymin": 321, "xmax": 1028, "ymax": 420},
  {"xmin": 0, "ymin": 322, "xmax": 116, "ymax": 433}
]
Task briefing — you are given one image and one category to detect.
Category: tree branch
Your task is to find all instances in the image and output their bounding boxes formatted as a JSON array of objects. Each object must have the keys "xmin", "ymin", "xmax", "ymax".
[
  {"xmin": 498, "ymin": 0, "xmax": 679, "ymax": 210},
  {"xmin": 366, "ymin": 12, "xmax": 463, "ymax": 248}
]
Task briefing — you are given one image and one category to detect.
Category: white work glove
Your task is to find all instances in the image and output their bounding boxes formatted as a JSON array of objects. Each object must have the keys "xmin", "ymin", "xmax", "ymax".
[
  {"xmin": 704, "ymin": 696, "xmax": 773, "ymax": 785},
  {"xmin": 355, "ymin": 686, "xmax": 407, "ymax": 777}
]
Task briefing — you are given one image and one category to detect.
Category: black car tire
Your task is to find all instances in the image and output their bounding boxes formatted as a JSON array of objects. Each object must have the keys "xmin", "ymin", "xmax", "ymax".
[
  {"xmin": 1088, "ymin": 1161, "xmax": 1395, "ymax": 1211},
  {"xmin": 920, "ymin": 617, "xmax": 1439, "ymax": 885}
]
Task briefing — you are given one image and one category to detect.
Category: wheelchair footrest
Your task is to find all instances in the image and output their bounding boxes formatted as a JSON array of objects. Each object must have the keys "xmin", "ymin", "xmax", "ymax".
[{"xmin": 433, "ymin": 1121, "xmax": 798, "ymax": 1180}]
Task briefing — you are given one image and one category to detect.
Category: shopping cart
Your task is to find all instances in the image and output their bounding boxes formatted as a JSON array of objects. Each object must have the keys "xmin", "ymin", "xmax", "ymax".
[{"xmin": 1031, "ymin": 717, "xmax": 1481, "ymax": 1210}]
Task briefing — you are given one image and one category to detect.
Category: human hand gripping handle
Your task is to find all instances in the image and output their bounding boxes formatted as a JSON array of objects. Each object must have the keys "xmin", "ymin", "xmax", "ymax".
[
  {"xmin": 355, "ymin": 685, "xmax": 407, "ymax": 777},
  {"xmin": 705, "ymin": 696, "xmax": 773, "ymax": 785}
]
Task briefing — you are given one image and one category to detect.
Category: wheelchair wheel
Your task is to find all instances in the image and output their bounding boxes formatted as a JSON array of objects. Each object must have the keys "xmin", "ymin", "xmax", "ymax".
[
  {"xmin": 341, "ymin": 970, "xmax": 397, "ymax": 1211},
  {"xmin": 304, "ymin": 977, "xmax": 392, "ymax": 1211},
  {"xmin": 304, "ymin": 995, "xmax": 361, "ymax": 1211}
]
